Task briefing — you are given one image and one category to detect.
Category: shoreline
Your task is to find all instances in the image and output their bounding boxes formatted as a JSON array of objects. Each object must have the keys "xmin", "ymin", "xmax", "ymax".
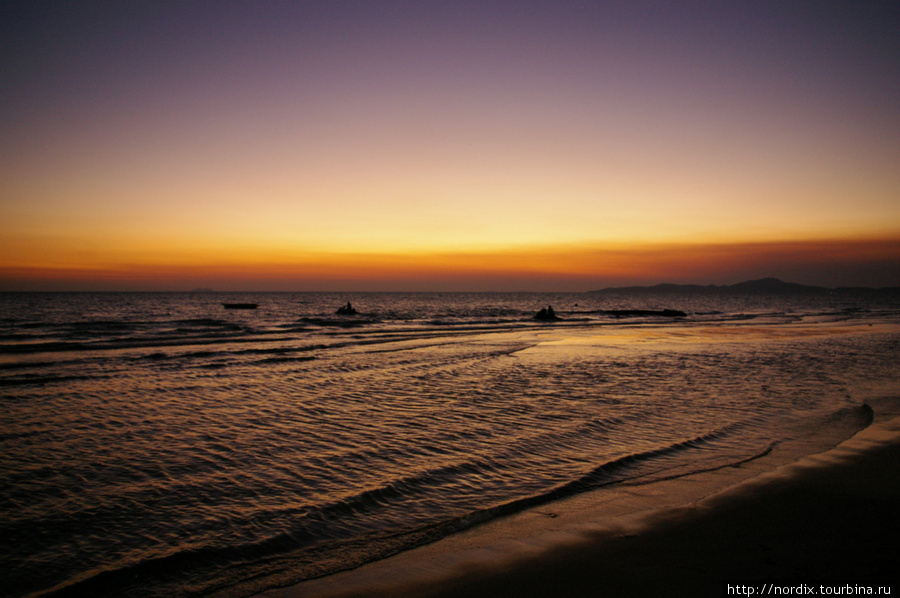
[{"xmin": 258, "ymin": 395, "xmax": 900, "ymax": 598}]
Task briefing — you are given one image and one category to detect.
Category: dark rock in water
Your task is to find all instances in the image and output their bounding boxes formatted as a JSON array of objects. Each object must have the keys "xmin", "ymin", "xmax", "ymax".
[
  {"xmin": 606, "ymin": 309, "xmax": 686, "ymax": 318},
  {"xmin": 534, "ymin": 305, "xmax": 561, "ymax": 321},
  {"xmin": 222, "ymin": 303, "xmax": 258, "ymax": 309},
  {"xmin": 335, "ymin": 302, "xmax": 357, "ymax": 315}
]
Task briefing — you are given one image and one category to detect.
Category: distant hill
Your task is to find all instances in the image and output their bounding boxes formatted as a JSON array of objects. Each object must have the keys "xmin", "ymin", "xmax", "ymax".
[{"xmin": 590, "ymin": 278, "xmax": 899, "ymax": 295}]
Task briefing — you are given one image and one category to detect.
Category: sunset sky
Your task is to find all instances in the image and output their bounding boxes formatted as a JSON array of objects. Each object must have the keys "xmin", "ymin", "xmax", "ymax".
[{"xmin": 2, "ymin": 1, "xmax": 899, "ymax": 291}]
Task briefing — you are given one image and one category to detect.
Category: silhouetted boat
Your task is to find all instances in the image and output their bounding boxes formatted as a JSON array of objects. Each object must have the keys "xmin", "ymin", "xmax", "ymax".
[
  {"xmin": 222, "ymin": 303, "xmax": 258, "ymax": 310},
  {"xmin": 335, "ymin": 302, "xmax": 357, "ymax": 315},
  {"xmin": 534, "ymin": 305, "xmax": 561, "ymax": 321}
]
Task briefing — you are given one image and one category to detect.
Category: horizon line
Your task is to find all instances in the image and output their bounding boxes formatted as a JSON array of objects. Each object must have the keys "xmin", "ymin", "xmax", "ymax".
[{"xmin": 3, "ymin": 278, "xmax": 899, "ymax": 294}]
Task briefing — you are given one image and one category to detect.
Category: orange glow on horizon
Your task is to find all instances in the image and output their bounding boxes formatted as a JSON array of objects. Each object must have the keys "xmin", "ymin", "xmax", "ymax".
[{"xmin": 2, "ymin": 237, "xmax": 898, "ymax": 291}]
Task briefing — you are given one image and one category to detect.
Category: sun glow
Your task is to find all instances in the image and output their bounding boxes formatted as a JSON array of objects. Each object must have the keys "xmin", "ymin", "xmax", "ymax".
[{"xmin": 2, "ymin": 3, "xmax": 899, "ymax": 291}]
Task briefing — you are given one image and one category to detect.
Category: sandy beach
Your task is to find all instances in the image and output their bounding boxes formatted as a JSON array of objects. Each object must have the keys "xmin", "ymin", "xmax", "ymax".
[{"xmin": 261, "ymin": 396, "xmax": 900, "ymax": 598}]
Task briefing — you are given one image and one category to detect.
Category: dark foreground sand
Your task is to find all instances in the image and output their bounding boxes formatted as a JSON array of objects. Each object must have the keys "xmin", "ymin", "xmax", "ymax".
[{"xmin": 261, "ymin": 400, "xmax": 900, "ymax": 598}]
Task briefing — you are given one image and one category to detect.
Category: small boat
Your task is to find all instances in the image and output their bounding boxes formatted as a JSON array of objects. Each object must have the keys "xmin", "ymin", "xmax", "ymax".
[
  {"xmin": 335, "ymin": 302, "xmax": 357, "ymax": 315},
  {"xmin": 533, "ymin": 305, "xmax": 560, "ymax": 321},
  {"xmin": 222, "ymin": 303, "xmax": 258, "ymax": 310}
]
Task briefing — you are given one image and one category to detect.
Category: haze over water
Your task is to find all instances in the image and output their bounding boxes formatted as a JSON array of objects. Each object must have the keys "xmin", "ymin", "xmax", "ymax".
[{"xmin": 2, "ymin": 291, "xmax": 899, "ymax": 597}]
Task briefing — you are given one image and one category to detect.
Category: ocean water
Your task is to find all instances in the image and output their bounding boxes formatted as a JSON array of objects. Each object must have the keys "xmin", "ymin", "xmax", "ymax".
[{"xmin": 2, "ymin": 291, "xmax": 899, "ymax": 597}]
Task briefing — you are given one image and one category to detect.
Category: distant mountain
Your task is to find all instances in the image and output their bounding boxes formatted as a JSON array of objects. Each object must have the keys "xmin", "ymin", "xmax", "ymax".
[
  {"xmin": 590, "ymin": 278, "xmax": 898, "ymax": 295},
  {"xmin": 726, "ymin": 278, "xmax": 829, "ymax": 294}
]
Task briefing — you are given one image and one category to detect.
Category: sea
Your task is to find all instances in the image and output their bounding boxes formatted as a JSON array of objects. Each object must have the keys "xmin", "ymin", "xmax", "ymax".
[{"xmin": 2, "ymin": 290, "xmax": 899, "ymax": 597}]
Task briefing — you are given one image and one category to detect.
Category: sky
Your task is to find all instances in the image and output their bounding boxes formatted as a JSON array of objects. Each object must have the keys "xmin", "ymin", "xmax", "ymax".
[{"xmin": 2, "ymin": 1, "xmax": 899, "ymax": 291}]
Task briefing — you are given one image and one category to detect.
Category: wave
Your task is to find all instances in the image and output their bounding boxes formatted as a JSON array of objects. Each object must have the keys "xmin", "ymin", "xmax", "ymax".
[
  {"xmin": 31, "ymin": 420, "xmax": 767, "ymax": 598},
  {"xmin": 0, "ymin": 332, "xmax": 263, "ymax": 356},
  {"xmin": 0, "ymin": 373, "xmax": 105, "ymax": 388},
  {"xmin": 172, "ymin": 318, "xmax": 242, "ymax": 328},
  {"xmin": 77, "ymin": 405, "xmax": 877, "ymax": 598},
  {"xmin": 298, "ymin": 317, "xmax": 381, "ymax": 328},
  {"xmin": 418, "ymin": 407, "xmax": 870, "ymax": 546}
]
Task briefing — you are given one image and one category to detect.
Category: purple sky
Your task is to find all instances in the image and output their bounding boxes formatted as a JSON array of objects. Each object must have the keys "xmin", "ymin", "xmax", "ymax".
[{"xmin": 2, "ymin": 1, "xmax": 899, "ymax": 290}]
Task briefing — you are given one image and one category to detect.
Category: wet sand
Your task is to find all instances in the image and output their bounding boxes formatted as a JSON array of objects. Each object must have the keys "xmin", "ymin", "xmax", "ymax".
[{"xmin": 259, "ymin": 396, "xmax": 900, "ymax": 598}]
